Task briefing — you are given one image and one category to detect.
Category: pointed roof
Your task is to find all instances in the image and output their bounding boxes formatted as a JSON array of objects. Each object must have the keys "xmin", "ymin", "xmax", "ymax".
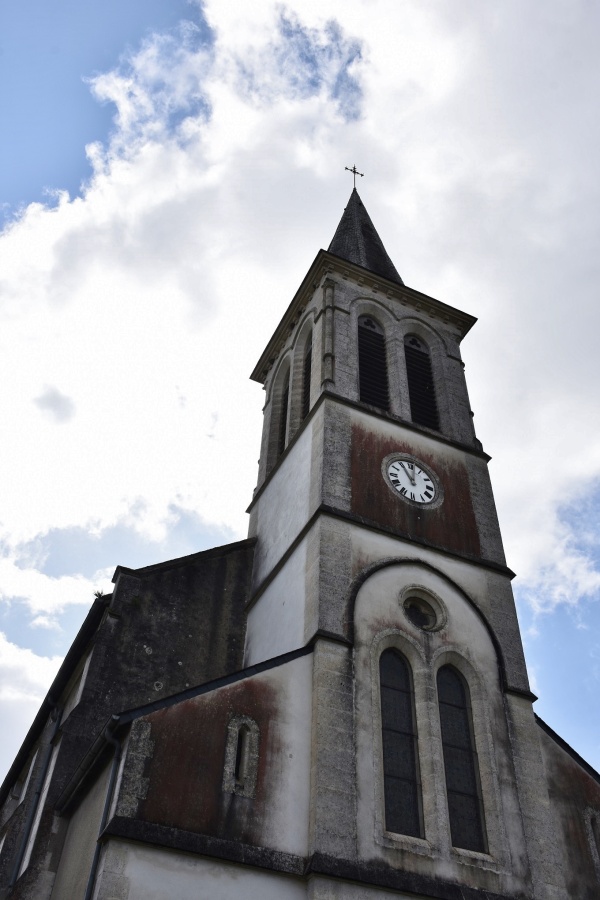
[{"xmin": 328, "ymin": 188, "xmax": 404, "ymax": 285}]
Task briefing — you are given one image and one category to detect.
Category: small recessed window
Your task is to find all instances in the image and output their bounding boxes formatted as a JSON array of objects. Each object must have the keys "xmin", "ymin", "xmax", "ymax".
[
  {"xmin": 223, "ymin": 715, "xmax": 260, "ymax": 799},
  {"xmin": 404, "ymin": 596, "xmax": 438, "ymax": 631}
]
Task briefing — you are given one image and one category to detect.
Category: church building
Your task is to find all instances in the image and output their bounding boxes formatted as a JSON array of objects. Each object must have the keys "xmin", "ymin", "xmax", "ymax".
[{"xmin": 1, "ymin": 189, "xmax": 599, "ymax": 899}]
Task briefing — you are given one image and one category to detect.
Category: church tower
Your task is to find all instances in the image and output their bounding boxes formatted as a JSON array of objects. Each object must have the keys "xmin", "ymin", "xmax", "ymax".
[
  {"xmin": 2, "ymin": 189, "xmax": 599, "ymax": 900},
  {"xmin": 244, "ymin": 188, "xmax": 569, "ymax": 896}
]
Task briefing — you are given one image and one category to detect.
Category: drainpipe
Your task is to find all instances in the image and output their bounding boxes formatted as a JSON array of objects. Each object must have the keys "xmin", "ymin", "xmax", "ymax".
[
  {"xmin": 8, "ymin": 701, "xmax": 63, "ymax": 888},
  {"xmin": 83, "ymin": 718, "xmax": 122, "ymax": 900}
]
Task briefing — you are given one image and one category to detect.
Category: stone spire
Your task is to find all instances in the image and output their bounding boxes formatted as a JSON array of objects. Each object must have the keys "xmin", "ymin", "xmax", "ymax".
[{"xmin": 328, "ymin": 188, "xmax": 404, "ymax": 285}]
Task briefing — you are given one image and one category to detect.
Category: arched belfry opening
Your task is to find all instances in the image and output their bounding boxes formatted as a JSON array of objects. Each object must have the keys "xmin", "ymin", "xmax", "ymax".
[
  {"xmin": 358, "ymin": 315, "xmax": 390, "ymax": 412},
  {"xmin": 301, "ymin": 330, "xmax": 312, "ymax": 421},
  {"xmin": 404, "ymin": 334, "xmax": 439, "ymax": 430}
]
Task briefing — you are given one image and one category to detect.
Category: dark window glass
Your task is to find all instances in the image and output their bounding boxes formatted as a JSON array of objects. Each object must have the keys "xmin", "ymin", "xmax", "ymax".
[
  {"xmin": 278, "ymin": 371, "xmax": 290, "ymax": 457},
  {"xmin": 404, "ymin": 596, "xmax": 437, "ymax": 630},
  {"xmin": 359, "ymin": 316, "xmax": 390, "ymax": 411},
  {"xmin": 302, "ymin": 337, "xmax": 312, "ymax": 420},
  {"xmin": 235, "ymin": 725, "xmax": 250, "ymax": 784},
  {"xmin": 437, "ymin": 666, "xmax": 486, "ymax": 852},
  {"xmin": 404, "ymin": 335, "xmax": 439, "ymax": 430},
  {"xmin": 380, "ymin": 649, "xmax": 422, "ymax": 837}
]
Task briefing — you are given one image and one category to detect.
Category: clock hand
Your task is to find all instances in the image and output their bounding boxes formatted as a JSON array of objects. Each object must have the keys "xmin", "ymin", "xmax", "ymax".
[{"xmin": 400, "ymin": 462, "xmax": 416, "ymax": 486}]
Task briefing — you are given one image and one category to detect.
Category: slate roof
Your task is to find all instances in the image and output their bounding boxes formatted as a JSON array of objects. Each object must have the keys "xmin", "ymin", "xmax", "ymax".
[{"xmin": 328, "ymin": 188, "xmax": 404, "ymax": 285}]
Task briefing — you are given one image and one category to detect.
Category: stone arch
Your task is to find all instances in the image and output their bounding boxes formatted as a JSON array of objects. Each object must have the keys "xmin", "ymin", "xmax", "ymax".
[
  {"xmin": 353, "ymin": 561, "xmax": 511, "ymax": 864},
  {"xmin": 265, "ymin": 354, "xmax": 292, "ymax": 472},
  {"xmin": 346, "ymin": 557, "xmax": 510, "ymax": 690},
  {"xmin": 289, "ymin": 313, "xmax": 315, "ymax": 438}
]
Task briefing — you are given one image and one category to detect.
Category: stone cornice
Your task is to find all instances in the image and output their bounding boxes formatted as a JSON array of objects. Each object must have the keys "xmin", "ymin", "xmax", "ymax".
[{"xmin": 250, "ymin": 249, "xmax": 477, "ymax": 384}]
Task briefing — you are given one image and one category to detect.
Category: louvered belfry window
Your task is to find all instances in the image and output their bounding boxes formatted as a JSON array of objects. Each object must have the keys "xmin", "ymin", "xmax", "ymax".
[
  {"xmin": 380, "ymin": 649, "xmax": 423, "ymax": 837},
  {"xmin": 358, "ymin": 316, "xmax": 390, "ymax": 411},
  {"xmin": 277, "ymin": 370, "xmax": 290, "ymax": 458},
  {"xmin": 302, "ymin": 336, "xmax": 312, "ymax": 420},
  {"xmin": 404, "ymin": 335, "xmax": 439, "ymax": 430},
  {"xmin": 437, "ymin": 666, "xmax": 486, "ymax": 852}
]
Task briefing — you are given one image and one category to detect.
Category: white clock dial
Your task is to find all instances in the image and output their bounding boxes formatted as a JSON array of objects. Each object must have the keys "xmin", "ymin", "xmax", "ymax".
[{"xmin": 386, "ymin": 459, "xmax": 437, "ymax": 504}]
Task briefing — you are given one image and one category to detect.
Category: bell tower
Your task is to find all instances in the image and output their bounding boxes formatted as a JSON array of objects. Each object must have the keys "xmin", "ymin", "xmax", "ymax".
[
  {"xmin": 245, "ymin": 189, "xmax": 563, "ymax": 897},
  {"xmin": 246, "ymin": 188, "xmax": 521, "ymax": 680}
]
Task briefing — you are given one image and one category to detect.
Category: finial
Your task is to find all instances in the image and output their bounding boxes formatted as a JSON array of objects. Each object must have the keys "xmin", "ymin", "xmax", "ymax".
[{"xmin": 345, "ymin": 164, "xmax": 364, "ymax": 189}]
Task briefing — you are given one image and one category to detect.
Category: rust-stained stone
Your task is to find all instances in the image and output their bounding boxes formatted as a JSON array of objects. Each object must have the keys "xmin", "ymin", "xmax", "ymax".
[
  {"xmin": 350, "ymin": 424, "xmax": 481, "ymax": 561},
  {"xmin": 538, "ymin": 725, "xmax": 600, "ymax": 897},
  {"xmin": 136, "ymin": 678, "xmax": 278, "ymax": 846}
]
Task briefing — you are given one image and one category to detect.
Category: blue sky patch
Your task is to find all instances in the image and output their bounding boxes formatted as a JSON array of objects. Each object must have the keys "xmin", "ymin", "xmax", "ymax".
[
  {"xmin": 15, "ymin": 506, "xmax": 236, "ymax": 580},
  {"xmin": 235, "ymin": 11, "xmax": 363, "ymax": 122},
  {"xmin": 0, "ymin": 1, "xmax": 213, "ymax": 218}
]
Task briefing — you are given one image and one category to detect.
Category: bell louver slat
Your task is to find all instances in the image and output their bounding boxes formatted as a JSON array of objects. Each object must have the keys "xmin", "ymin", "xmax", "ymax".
[
  {"xmin": 359, "ymin": 317, "xmax": 390, "ymax": 412},
  {"xmin": 405, "ymin": 337, "xmax": 439, "ymax": 430}
]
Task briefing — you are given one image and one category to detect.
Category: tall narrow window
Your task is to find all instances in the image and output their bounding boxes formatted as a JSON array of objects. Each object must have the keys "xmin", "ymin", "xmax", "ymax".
[
  {"xmin": 223, "ymin": 715, "xmax": 260, "ymax": 799},
  {"xmin": 380, "ymin": 649, "xmax": 422, "ymax": 837},
  {"xmin": 437, "ymin": 666, "xmax": 486, "ymax": 852},
  {"xmin": 358, "ymin": 316, "xmax": 390, "ymax": 411},
  {"xmin": 278, "ymin": 370, "xmax": 290, "ymax": 457},
  {"xmin": 301, "ymin": 335, "xmax": 312, "ymax": 420},
  {"xmin": 404, "ymin": 335, "xmax": 439, "ymax": 430}
]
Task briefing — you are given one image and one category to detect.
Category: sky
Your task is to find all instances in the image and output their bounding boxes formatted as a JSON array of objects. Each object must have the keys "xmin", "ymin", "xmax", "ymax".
[{"xmin": 0, "ymin": 0, "xmax": 599, "ymax": 783}]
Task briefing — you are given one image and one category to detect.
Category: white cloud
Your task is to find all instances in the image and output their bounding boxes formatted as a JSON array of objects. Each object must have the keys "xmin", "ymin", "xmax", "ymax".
[
  {"xmin": 0, "ymin": 556, "xmax": 109, "ymax": 617},
  {"xmin": 1, "ymin": 0, "xmax": 600, "ymax": 771},
  {"xmin": 0, "ymin": 632, "xmax": 63, "ymax": 781},
  {"xmin": 34, "ymin": 386, "xmax": 76, "ymax": 423},
  {"xmin": 1, "ymin": 0, "xmax": 599, "ymax": 604}
]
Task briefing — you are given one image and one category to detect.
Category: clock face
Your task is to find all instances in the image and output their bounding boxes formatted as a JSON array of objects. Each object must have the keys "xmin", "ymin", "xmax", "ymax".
[{"xmin": 386, "ymin": 457, "xmax": 438, "ymax": 504}]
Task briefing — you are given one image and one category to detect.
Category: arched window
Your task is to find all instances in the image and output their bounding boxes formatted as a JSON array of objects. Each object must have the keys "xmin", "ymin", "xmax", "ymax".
[
  {"xmin": 277, "ymin": 369, "xmax": 290, "ymax": 457},
  {"xmin": 301, "ymin": 333, "xmax": 312, "ymax": 421},
  {"xmin": 437, "ymin": 666, "xmax": 486, "ymax": 852},
  {"xmin": 222, "ymin": 715, "xmax": 260, "ymax": 799},
  {"xmin": 358, "ymin": 316, "xmax": 390, "ymax": 411},
  {"xmin": 380, "ymin": 649, "xmax": 422, "ymax": 837},
  {"xmin": 404, "ymin": 335, "xmax": 439, "ymax": 430}
]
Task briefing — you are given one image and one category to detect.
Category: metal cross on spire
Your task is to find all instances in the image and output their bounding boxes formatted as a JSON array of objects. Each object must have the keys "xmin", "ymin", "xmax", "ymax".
[{"xmin": 345, "ymin": 164, "xmax": 364, "ymax": 188}]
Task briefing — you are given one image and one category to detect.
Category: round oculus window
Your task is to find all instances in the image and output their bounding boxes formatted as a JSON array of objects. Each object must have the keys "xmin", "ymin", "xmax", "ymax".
[{"xmin": 403, "ymin": 596, "xmax": 438, "ymax": 631}]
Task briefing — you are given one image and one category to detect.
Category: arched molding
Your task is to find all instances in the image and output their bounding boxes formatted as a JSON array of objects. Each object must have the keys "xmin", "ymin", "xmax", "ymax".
[
  {"xmin": 350, "ymin": 296, "xmax": 398, "ymax": 329},
  {"xmin": 396, "ymin": 316, "xmax": 450, "ymax": 353},
  {"xmin": 222, "ymin": 713, "xmax": 260, "ymax": 799},
  {"xmin": 289, "ymin": 312, "xmax": 315, "ymax": 437},
  {"xmin": 264, "ymin": 349, "xmax": 292, "ymax": 406},
  {"xmin": 291, "ymin": 307, "xmax": 317, "ymax": 353},
  {"xmin": 265, "ymin": 354, "xmax": 292, "ymax": 472},
  {"xmin": 347, "ymin": 557, "xmax": 509, "ymax": 690}
]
